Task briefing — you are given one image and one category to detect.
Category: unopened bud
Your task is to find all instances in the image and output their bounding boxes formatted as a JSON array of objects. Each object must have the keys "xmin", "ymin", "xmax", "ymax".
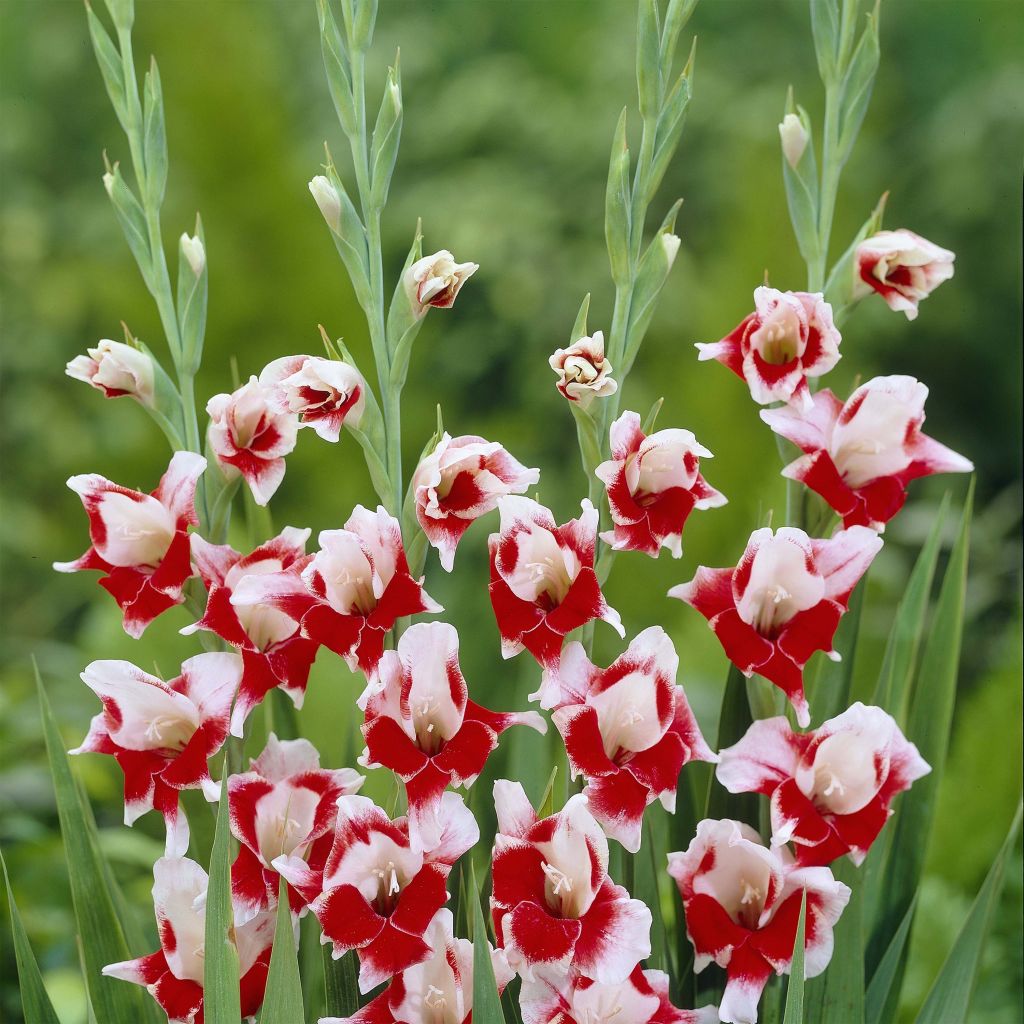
[
  {"xmin": 102, "ymin": 172, "xmax": 115, "ymax": 197},
  {"xmin": 779, "ymin": 113, "xmax": 809, "ymax": 170},
  {"xmin": 180, "ymin": 233, "xmax": 205, "ymax": 277},
  {"xmin": 309, "ymin": 175, "xmax": 341, "ymax": 233},
  {"xmin": 661, "ymin": 232, "xmax": 681, "ymax": 270}
]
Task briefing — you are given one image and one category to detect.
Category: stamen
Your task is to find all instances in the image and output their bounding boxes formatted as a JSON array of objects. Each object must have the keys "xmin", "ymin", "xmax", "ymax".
[
  {"xmin": 541, "ymin": 861, "xmax": 573, "ymax": 896},
  {"xmin": 425, "ymin": 984, "xmax": 447, "ymax": 1009}
]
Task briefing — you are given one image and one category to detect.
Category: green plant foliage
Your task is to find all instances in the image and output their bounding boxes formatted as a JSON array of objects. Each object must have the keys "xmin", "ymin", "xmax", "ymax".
[
  {"xmin": 471, "ymin": 863, "xmax": 505, "ymax": 1024},
  {"xmin": 259, "ymin": 877, "xmax": 304, "ymax": 1024},
  {"xmin": 782, "ymin": 891, "xmax": 807, "ymax": 1024}
]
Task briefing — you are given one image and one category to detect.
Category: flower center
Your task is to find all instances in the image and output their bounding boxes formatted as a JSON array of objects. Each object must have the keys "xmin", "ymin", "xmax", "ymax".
[
  {"xmin": 758, "ymin": 321, "xmax": 799, "ymax": 365},
  {"xmin": 525, "ymin": 553, "xmax": 574, "ymax": 608},
  {"xmin": 413, "ymin": 698, "xmax": 446, "ymax": 756},
  {"xmin": 737, "ymin": 877, "xmax": 764, "ymax": 929},
  {"xmin": 541, "ymin": 860, "xmax": 579, "ymax": 918},
  {"xmin": 425, "ymin": 985, "xmax": 447, "ymax": 1010},
  {"xmin": 371, "ymin": 859, "xmax": 403, "ymax": 915},
  {"xmin": 749, "ymin": 584, "xmax": 792, "ymax": 635},
  {"xmin": 142, "ymin": 713, "xmax": 196, "ymax": 753}
]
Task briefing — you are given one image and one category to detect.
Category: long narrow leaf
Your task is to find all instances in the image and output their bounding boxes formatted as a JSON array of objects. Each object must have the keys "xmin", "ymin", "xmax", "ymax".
[
  {"xmin": 864, "ymin": 897, "xmax": 917, "ymax": 1024},
  {"xmin": 260, "ymin": 876, "xmax": 303, "ymax": 1023},
  {"xmin": 471, "ymin": 862, "xmax": 505, "ymax": 1024},
  {"xmin": 705, "ymin": 666, "xmax": 758, "ymax": 825},
  {"xmin": 323, "ymin": 947, "xmax": 359, "ymax": 1018},
  {"xmin": 807, "ymin": 573, "xmax": 865, "ymax": 724},
  {"xmin": 782, "ymin": 891, "xmax": 807, "ymax": 1024}
]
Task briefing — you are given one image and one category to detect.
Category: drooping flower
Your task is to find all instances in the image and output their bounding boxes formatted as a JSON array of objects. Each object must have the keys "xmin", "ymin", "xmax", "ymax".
[
  {"xmin": 103, "ymin": 856, "xmax": 276, "ymax": 1024},
  {"xmin": 667, "ymin": 819, "xmax": 850, "ymax": 1024},
  {"xmin": 545, "ymin": 626, "xmax": 717, "ymax": 853},
  {"xmin": 274, "ymin": 792, "xmax": 478, "ymax": 993},
  {"xmin": 361, "ymin": 622, "xmax": 546, "ymax": 851},
  {"xmin": 696, "ymin": 287, "xmax": 840, "ymax": 410},
  {"xmin": 488, "ymin": 497, "xmax": 623, "ymax": 672},
  {"xmin": 716, "ymin": 704, "xmax": 930, "ymax": 866},
  {"xmin": 54, "ymin": 451, "xmax": 207, "ymax": 638},
  {"xmin": 596, "ymin": 410, "xmax": 726, "ymax": 558},
  {"xmin": 66, "ymin": 338, "xmax": 155, "ymax": 405},
  {"xmin": 404, "ymin": 250, "xmax": 479, "ymax": 316},
  {"xmin": 260, "ymin": 354, "xmax": 366, "ymax": 443},
  {"xmin": 669, "ymin": 526, "xmax": 882, "ymax": 727},
  {"xmin": 760, "ymin": 376, "xmax": 973, "ymax": 530},
  {"xmin": 207, "ymin": 376, "xmax": 299, "ymax": 506},
  {"xmin": 412, "ymin": 433, "xmax": 540, "ymax": 572},
  {"xmin": 855, "ymin": 229, "xmax": 955, "ymax": 320},
  {"xmin": 71, "ymin": 653, "xmax": 242, "ymax": 856},
  {"xmin": 549, "ymin": 331, "xmax": 618, "ymax": 407},
  {"xmin": 490, "ymin": 781, "xmax": 652, "ymax": 984},
  {"xmin": 185, "ymin": 527, "xmax": 319, "ymax": 737}
]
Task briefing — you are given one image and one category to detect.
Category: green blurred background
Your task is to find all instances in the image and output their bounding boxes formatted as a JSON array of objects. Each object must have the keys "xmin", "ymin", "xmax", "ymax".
[{"xmin": 1, "ymin": 0, "xmax": 1021, "ymax": 1020}]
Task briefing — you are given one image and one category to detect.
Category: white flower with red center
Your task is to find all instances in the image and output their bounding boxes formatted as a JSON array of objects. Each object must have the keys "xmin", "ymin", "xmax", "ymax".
[
  {"xmin": 230, "ymin": 505, "xmax": 441, "ymax": 682},
  {"xmin": 716, "ymin": 704, "xmax": 930, "ymax": 867},
  {"xmin": 361, "ymin": 622, "xmax": 546, "ymax": 852},
  {"xmin": 855, "ymin": 229, "xmax": 955, "ymax": 320},
  {"xmin": 207, "ymin": 376, "xmax": 299, "ymax": 506},
  {"xmin": 549, "ymin": 332, "xmax": 618, "ymax": 407},
  {"xmin": 54, "ymin": 451, "xmax": 206, "ymax": 638},
  {"xmin": 596, "ymin": 411, "xmax": 726, "ymax": 559},
  {"xmin": 412, "ymin": 433, "xmax": 540, "ymax": 572},
  {"xmin": 273, "ymin": 792, "xmax": 478, "ymax": 993},
  {"xmin": 490, "ymin": 781, "xmax": 652, "ymax": 985},
  {"xmin": 71, "ymin": 653, "xmax": 242, "ymax": 856},
  {"xmin": 545, "ymin": 626, "xmax": 717, "ymax": 854},
  {"xmin": 66, "ymin": 338, "xmax": 155, "ymax": 405},
  {"xmin": 260, "ymin": 354, "xmax": 366, "ymax": 443},
  {"xmin": 405, "ymin": 250, "xmax": 479, "ymax": 316},
  {"xmin": 488, "ymin": 497, "xmax": 623, "ymax": 672},
  {"xmin": 185, "ymin": 527, "xmax": 320, "ymax": 737},
  {"xmin": 760, "ymin": 376, "xmax": 973, "ymax": 531},
  {"xmin": 103, "ymin": 856, "xmax": 276, "ymax": 1024},
  {"xmin": 667, "ymin": 819, "xmax": 850, "ymax": 1024},
  {"xmin": 696, "ymin": 287, "xmax": 841, "ymax": 410},
  {"xmin": 669, "ymin": 526, "xmax": 881, "ymax": 728}
]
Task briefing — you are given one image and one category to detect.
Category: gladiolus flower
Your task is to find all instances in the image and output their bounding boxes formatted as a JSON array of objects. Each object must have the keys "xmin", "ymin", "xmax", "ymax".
[
  {"xmin": 260, "ymin": 354, "xmax": 366, "ymax": 443},
  {"xmin": 696, "ymin": 287, "xmax": 840, "ymax": 410},
  {"xmin": 669, "ymin": 526, "xmax": 882, "ymax": 727},
  {"xmin": 54, "ymin": 451, "xmax": 206, "ymax": 638},
  {"xmin": 488, "ymin": 497, "xmax": 623, "ymax": 672},
  {"xmin": 545, "ymin": 626, "xmax": 717, "ymax": 853},
  {"xmin": 274, "ymin": 792, "xmax": 478, "ymax": 993},
  {"xmin": 228, "ymin": 733, "xmax": 363, "ymax": 922},
  {"xmin": 405, "ymin": 250, "xmax": 479, "ymax": 316},
  {"xmin": 596, "ymin": 410, "xmax": 726, "ymax": 558},
  {"xmin": 412, "ymin": 432, "xmax": 540, "ymax": 571},
  {"xmin": 490, "ymin": 781, "xmax": 652, "ymax": 984},
  {"xmin": 761, "ymin": 376, "xmax": 973, "ymax": 530},
  {"xmin": 361, "ymin": 622, "xmax": 546, "ymax": 851},
  {"xmin": 716, "ymin": 704, "xmax": 930, "ymax": 866},
  {"xmin": 66, "ymin": 338, "xmax": 155, "ymax": 405},
  {"xmin": 668, "ymin": 820, "xmax": 850, "ymax": 1024},
  {"xmin": 103, "ymin": 856, "xmax": 275, "ymax": 1024},
  {"xmin": 207, "ymin": 376, "xmax": 299, "ymax": 506},
  {"xmin": 71, "ymin": 653, "xmax": 242, "ymax": 856},
  {"xmin": 855, "ymin": 229, "xmax": 955, "ymax": 320},
  {"xmin": 549, "ymin": 331, "xmax": 618, "ymax": 407}
]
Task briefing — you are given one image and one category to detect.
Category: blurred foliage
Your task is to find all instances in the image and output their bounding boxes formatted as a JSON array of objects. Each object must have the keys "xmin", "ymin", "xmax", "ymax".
[{"xmin": 1, "ymin": 1, "xmax": 1021, "ymax": 1022}]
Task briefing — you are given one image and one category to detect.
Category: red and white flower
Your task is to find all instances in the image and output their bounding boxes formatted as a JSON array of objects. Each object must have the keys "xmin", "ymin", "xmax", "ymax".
[
  {"xmin": 66, "ymin": 338, "xmax": 155, "ymax": 405},
  {"xmin": 696, "ymin": 288, "xmax": 840, "ymax": 410},
  {"xmin": 185, "ymin": 527, "xmax": 319, "ymax": 737},
  {"xmin": 716, "ymin": 704, "xmax": 930, "ymax": 866},
  {"xmin": 596, "ymin": 411, "xmax": 726, "ymax": 558},
  {"xmin": 207, "ymin": 376, "xmax": 299, "ymax": 506},
  {"xmin": 667, "ymin": 820, "xmax": 850, "ymax": 1024},
  {"xmin": 669, "ymin": 526, "xmax": 881, "ymax": 727},
  {"xmin": 103, "ymin": 856, "xmax": 275, "ymax": 1024},
  {"xmin": 549, "ymin": 332, "xmax": 618, "ymax": 407},
  {"xmin": 488, "ymin": 497, "xmax": 623, "ymax": 672},
  {"xmin": 230, "ymin": 505, "xmax": 441, "ymax": 682},
  {"xmin": 490, "ymin": 781, "xmax": 652, "ymax": 984},
  {"xmin": 855, "ymin": 229, "xmax": 955, "ymax": 320},
  {"xmin": 405, "ymin": 250, "xmax": 479, "ymax": 316},
  {"xmin": 274, "ymin": 792, "xmax": 478, "ymax": 993},
  {"xmin": 71, "ymin": 653, "xmax": 242, "ymax": 856},
  {"xmin": 260, "ymin": 354, "xmax": 366, "ymax": 443},
  {"xmin": 412, "ymin": 433, "xmax": 540, "ymax": 572},
  {"xmin": 545, "ymin": 626, "xmax": 717, "ymax": 853},
  {"xmin": 54, "ymin": 451, "xmax": 206, "ymax": 638},
  {"xmin": 761, "ymin": 376, "xmax": 973, "ymax": 531}
]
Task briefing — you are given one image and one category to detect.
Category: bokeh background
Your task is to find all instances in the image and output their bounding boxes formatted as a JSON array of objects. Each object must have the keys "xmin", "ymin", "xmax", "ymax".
[{"xmin": 1, "ymin": 0, "xmax": 1021, "ymax": 1020}]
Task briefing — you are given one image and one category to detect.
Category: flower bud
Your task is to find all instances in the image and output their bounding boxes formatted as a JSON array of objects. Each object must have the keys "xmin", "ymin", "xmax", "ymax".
[
  {"xmin": 403, "ymin": 250, "xmax": 479, "ymax": 317},
  {"xmin": 661, "ymin": 231, "xmax": 681, "ymax": 269},
  {"xmin": 179, "ymin": 232, "xmax": 205, "ymax": 277},
  {"xmin": 548, "ymin": 331, "xmax": 618, "ymax": 407},
  {"xmin": 66, "ymin": 339, "xmax": 155, "ymax": 406},
  {"xmin": 308, "ymin": 175, "xmax": 341, "ymax": 233},
  {"xmin": 779, "ymin": 112, "xmax": 809, "ymax": 169},
  {"xmin": 102, "ymin": 172, "xmax": 115, "ymax": 197}
]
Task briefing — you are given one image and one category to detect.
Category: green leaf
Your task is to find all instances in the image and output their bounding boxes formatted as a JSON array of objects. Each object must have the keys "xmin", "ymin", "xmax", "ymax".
[
  {"xmin": 537, "ymin": 765, "xmax": 559, "ymax": 819},
  {"xmin": 177, "ymin": 213, "xmax": 208, "ymax": 375},
  {"xmin": 316, "ymin": 0, "xmax": 356, "ymax": 135},
  {"xmin": 806, "ymin": 571, "xmax": 865, "ymax": 724},
  {"xmin": 569, "ymin": 292, "xmax": 591, "ymax": 344},
  {"xmin": 369, "ymin": 60, "xmax": 402, "ymax": 210},
  {"xmin": 636, "ymin": 0, "xmax": 662, "ymax": 120},
  {"xmin": 648, "ymin": 61, "xmax": 692, "ymax": 202},
  {"xmin": 322, "ymin": 167, "xmax": 372, "ymax": 311},
  {"xmin": 322, "ymin": 946, "xmax": 360, "ymax": 1018},
  {"xmin": 810, "ymin": 0, "xmax": 840, "ymax": 83},
  {"xmin": 782, "ymin": 892, "xmax": 808, "ymax": 1024},
  {"xmin": 104, "ymin": 163, "xmax": 154, "ymax": 288},
  {"xmin": 836, "ymin": 11, "xmax": 880, "ymax": 167},
  {"xmin": 605, "ymin": 108, "xmax": 632, "ymax": 288},
  {"xmin": 659, "ymin": 0, "xmax": 698, "ymax": 75},
  {"xmin": 142, "ymin": 57, "xmax": 167, "ymax": 206},
  {"xmin": 471, "ymin": 863, "xmax": 505, "ymax": 1024},
  {"xmin": 824, "ymin": 190, "xmax": 888, "ymax": 317},
  {"xmin": 351, "ymin": 0, "xmax": 377, "ymax": 51},
  {"xmin": 780, "ymin": 96, "xmax": 821, "ymax": 270},
  {"xmin": 259, "ymin": 877, "xmax": 304, "ymax": 1024},
  {"xmin": 85, "ymin": 3, "xmax": 128, "ymax": 129},
  {"xmin": 385, "ymin": 218, "xmax": 423, "ymax": 362},
  {"xmin": 864, "ymin": 896, "xmax": 916, "ymax": 1024},
  {"xmin": 706, "ymin": 665, "xmax": 758, "ymax": 826}
]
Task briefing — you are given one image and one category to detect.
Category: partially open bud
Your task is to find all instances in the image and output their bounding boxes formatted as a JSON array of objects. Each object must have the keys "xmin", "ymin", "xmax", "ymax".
[
  {"xmin": 404, "ymin": 249, "xmax": 479, "ymax": 318},
  {"xmin": 549, "ymin": 331, "xmax": 618, "ymax": 407},
  {"xmin": 67, "ymin": 339, "xmax": 155, "ymax": 406},
  {"xmin": 779, "ymin": 112, "xmax": 809, "ymax": 169},
  {"xmin": 179, "ymin": 232, "xmax": 205, "ymax": 277},
  {"xmin": 308, "ymin": 175, "xmax": 341, "ymax": 233}
]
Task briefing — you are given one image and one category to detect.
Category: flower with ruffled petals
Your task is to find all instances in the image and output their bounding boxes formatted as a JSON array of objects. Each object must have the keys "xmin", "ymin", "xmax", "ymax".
[
  {"xmin": 545, "ymin": 626, "xmax": 716, "ymax": 853},
  {"xmin": 855, "ymin": 229, "xmax": 955, "ymax": 320},
  {"xmin": 103, "ymin": 856, "xmax": 275, "ymax": 1024},
  {"xmin": 716, "ymin": 704, "xmax": 929, "ymax": 866},
  {"xmin": 412, "ymin": 433, "xmax": 540, "ymax": 572},
  {"xmin": 71, "ymin": 653, "xmax": 242, "ymax": 856},
  {"xmin": 549, "ymin": 332, "xmax": 617, "ymax": 407},
  {"xmin": 207, "ymin": 377, "xmax": 299, "ymax": 506},
  {"xmin": 405, "ymin": 250, "xmax": 479, "ymax": 316},
  {"xmin": 490, "ymin": 781, "xmax": 652, "ymax": 984},
  {"xmin": 66, "ymin": 338, "xmax": 155, "ymax": 405},
  {"xmin": 489, "ymin": 497, "xmax": 623, "ymax": 672},
  {"xmin": 668, "ymin": 820, "xmax": 850, "ymax": 1024},
  {"xmin": 696, "ymin": 288, "xmax": 840, "ymax": 409},
  {"xmin": 260, "ymin": 354, "xmax": 366, "ymax": 443},
  {"xmin": 596, "ymin": 411, "xmax": 726, "ymax": 558},
  {"xmin": 760, "ymin": 376, "xmax": 973, "ymax": 530},
  {"xmin": 185, "ymin": 527, "xmax": 319, "ymax": 737},
  {"xmin": 54, "ymin": 451, "xmax": 206, "ymax": 638},
  {"xmin": 669, "ymin": 526, "xmax": 881, "ymax": 727},
  {"xmin": 274, "ymin": 792, "xmax": 478, "ymax": 993}
]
